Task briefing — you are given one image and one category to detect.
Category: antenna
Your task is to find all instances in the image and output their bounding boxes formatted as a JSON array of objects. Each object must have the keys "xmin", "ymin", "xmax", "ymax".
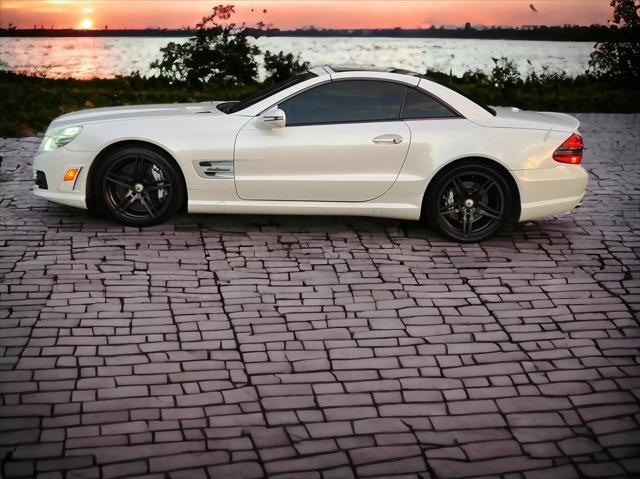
[
  {"xmin": 348, "ymin": 49, "xmax": 366, "ymax": 70},
  {"xmin": 348, "ymin": 49, "xmax": 360, "ymax": 67}
]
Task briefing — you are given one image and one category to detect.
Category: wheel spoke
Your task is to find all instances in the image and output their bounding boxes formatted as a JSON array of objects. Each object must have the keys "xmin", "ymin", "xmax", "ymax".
[
  {"xmin": 139, "ymin": 195, "xmax": 157, "ymax": 218},
  {"xmin": 478, "ymin": 202, "xmax": 502, "ymax": 220},
  {"xmin": 462, "ymin": 210, "xmax": 474, "ymax": 235},
  {"xmin": 473, "ymin": 178, "xmax": 495, "ymax": 196},
  {"xmin": 146, "ymin": 179, "xmax": 171, "ymax": 192},
  {"xmin": 147, "ymin": 190, "xmax": 165, "ymax": 213},
  {"xmin": 135, "ymin": 157, "xmax": 146, "ymax": 180},
  {"xmin": 116, "ymin": 193, "xmax": 137, "ymax": 214},
  {"xmin": 105, "ymin": 173, "xmax": 132, "ymax": 189},
  {"xmin": 439, "ymin": 205, "xmax": 461, "ymax": 217},
  {"xmin": 450, "ymin": 177, "xmax": 467, "ymax": 196}
]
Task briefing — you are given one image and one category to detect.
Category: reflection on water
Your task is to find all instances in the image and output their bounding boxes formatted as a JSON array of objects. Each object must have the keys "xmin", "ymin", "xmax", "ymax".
[{"xmin": 0, "ymin": 36, "xmax": 593, "ymax": 80}]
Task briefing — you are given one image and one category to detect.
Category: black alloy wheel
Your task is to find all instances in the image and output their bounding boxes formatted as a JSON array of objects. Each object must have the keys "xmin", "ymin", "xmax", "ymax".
[
  {"xmin": 425, "ymin": 162, "xmax": 513, "ymax": 242},
  {"xmin": 95, "ymin": 146, "xmax": 184, "ymax": 227}
]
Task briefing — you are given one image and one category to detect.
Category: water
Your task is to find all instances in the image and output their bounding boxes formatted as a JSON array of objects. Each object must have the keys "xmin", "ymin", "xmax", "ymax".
[{"xmin": 0, "ymin": 36, "xmax": 594, "ymax": 80}]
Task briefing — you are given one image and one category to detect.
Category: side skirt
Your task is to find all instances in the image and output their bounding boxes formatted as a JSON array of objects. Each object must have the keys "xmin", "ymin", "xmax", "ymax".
[{"xmin": 187, "ymin": 199, "xmax": 421, "ymax": 221}]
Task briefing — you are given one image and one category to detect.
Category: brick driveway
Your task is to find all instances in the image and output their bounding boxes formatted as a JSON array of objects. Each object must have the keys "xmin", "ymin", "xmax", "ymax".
[{"xmin": 1, "ymin": 114, "xmax": 639, "ymax": 479}]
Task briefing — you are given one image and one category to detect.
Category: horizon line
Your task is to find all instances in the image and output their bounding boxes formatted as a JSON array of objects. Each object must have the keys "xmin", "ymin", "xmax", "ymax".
[{"xmin": 0, "ymin": 23, "xmax": 614, "ymax": 31}]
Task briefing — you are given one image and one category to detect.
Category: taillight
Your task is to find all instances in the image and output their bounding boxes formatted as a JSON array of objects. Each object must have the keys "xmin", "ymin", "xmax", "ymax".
[{"xmin": 553, "ymin": 133, "xmax": 583, "ymax": 165}]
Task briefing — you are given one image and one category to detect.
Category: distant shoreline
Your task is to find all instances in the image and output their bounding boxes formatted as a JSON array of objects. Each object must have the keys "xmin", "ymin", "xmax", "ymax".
[{"xmin": 0, "ymin": 25, "xmax": 628, "ymax": 42}]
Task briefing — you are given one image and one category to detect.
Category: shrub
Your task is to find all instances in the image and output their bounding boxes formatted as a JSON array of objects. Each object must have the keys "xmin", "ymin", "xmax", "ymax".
[
  {"xmin": 150, "ymin": 4, "xmax": 311, "ymax": 86},
  {"xmin": 589, "ymin": 0, "xmax": 640, "ymax": 81},
  {"xmin": 150, "ymin": 5, "xmax": 260, "ymax": 86},
  {"xmin": 489, "ymin": 57, "xmax": 520, "ymax": 89},
  {"xmin": 264, "ymin": 50, "xmax": 309, "ymax": 83}
]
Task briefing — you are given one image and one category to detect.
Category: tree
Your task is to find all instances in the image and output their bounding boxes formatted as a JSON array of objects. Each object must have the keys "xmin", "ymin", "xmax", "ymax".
[
  {"xmin": 150, "ymin": 4, "xmax": 310, "ymax": 86},
  {"xmin": 589, "ymin": 0, "xmax": 640, "ymax": 80},
  {"xmin": 263, "ymin": 50, "xmax": 309, "ymax": 83},
  {"xmin": 151, "ymin": 5, "xmax": 260, "ymax": 86}
]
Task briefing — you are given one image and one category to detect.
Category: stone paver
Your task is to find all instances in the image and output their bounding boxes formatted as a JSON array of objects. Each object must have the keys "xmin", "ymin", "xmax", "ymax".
[{"xmin": 1, "ymin": 113, "xmax": 639, "ymax": 478}]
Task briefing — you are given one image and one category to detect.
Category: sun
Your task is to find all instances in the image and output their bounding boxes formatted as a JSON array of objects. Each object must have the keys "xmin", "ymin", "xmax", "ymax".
[{"xmin": 78, "ymin": 18, "xmax": 94, "ymax": 29}]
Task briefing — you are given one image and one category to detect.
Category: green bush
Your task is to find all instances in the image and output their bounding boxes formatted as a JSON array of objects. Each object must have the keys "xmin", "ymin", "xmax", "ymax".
[
  {"xmin": 150, "ymin": 5, "xmax": 260, "ymax": 86},
  {"xmin": 589, "ymin": 0, "xmax": 640, "ymax": 81},
  {"xmin": 263, "ymin": 50, "xmax": 309, "ymax": 83},
  {"xmin": 148, "ymin": 4, "xmax": 310, "ymax": 86},
  {"xmin": 489, "ymin": 57, "xmax": 520, "ymax": 90}
]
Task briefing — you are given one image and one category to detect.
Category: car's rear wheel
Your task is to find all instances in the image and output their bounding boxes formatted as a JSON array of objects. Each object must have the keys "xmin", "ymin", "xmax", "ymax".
[
  {"xmin": 424, "ymin": 161, "xmax": 513, "ymax": 242},
  {"xmin": 94, "ymin": 146, "xmax": 183, "ymax": 227}
]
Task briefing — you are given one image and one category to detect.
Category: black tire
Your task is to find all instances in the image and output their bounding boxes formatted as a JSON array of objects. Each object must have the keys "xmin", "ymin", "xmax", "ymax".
[
  {"xmin": 424, "ymin": 161, "xmax": 514, "ymax": 242},
  {"xmin": 94, "ymin": 146, "xmax": 184, "ymax": 227}
]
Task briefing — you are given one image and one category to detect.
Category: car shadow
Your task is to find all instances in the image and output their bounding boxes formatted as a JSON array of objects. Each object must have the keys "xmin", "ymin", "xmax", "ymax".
[{"xmin": 31, "ymin": 198, "xmax": 574, "ymax": 249}]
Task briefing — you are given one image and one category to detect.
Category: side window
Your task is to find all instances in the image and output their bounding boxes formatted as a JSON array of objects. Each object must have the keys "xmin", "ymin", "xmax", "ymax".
[
  {"xmin": 280, "ymin": 80, "xmax": 405, "ymax": 126},
  {"xmin": 401, "ymin": 88, "xmax": 458, "ymax": 119}
]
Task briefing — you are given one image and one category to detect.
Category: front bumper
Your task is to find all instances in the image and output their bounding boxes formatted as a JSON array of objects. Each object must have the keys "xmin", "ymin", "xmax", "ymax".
[
  {"xmin": 32, "ymin": 146, "xmax": 95, "ymax": 210},
  {"xmin": 513, "ymin": 164, "xmax": 589, "ymax": 222}
]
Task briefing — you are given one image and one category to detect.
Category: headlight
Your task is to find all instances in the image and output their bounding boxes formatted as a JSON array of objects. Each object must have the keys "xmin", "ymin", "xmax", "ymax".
[{"xmin": 41, "ymin": 126, "xmax": 83, "ymax": 151}]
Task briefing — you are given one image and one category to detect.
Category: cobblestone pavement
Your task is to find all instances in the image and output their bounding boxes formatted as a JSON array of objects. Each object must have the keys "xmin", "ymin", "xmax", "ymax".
[{"xmin": 1, "ymin": 114, "xmax": 639, "ymax": 479}]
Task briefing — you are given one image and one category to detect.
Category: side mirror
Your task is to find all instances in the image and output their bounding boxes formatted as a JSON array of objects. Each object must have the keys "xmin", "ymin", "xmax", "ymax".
[{"xmin": 260, "ymin": 108, "xmax": 286, "ymax": 129}]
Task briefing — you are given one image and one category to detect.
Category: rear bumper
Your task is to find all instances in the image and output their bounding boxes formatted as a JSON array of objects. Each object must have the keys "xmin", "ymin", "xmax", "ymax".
[
  {"xmin": 513, "ymin": 164, "xmax": 588, "ymax": 222},
  {"xmin": 32, "ymin": 147, "xmax": 92, "ymax": 210}
]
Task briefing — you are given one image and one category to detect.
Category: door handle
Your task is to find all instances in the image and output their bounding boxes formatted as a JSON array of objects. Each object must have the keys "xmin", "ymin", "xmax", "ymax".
[{"xmin": 373, "ymin": 134, "xmax": 403, "ymax": 144}]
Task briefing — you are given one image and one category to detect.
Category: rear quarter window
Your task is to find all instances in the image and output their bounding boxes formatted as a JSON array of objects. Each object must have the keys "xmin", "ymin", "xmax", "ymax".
[{"xmin": 401, "ymin": 88, "xmax": 459, "ymax": 119}]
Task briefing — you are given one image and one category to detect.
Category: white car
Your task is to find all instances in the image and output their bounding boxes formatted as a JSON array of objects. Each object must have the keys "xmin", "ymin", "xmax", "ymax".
[{"xmin": 33, "ymin": 65, "xmax": 588, "ymax": 242}]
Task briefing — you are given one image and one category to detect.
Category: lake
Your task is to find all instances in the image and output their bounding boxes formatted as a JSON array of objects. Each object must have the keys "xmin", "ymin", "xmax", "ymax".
[{"xmin": 0, "ymin": 36, "xmax": 594, "ymax": 80}]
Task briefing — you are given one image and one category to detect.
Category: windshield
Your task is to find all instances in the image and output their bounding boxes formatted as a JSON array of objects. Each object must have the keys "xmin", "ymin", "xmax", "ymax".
[{"xmin": 224, "ymin": 72, "xmax": 317, "ymax": 114}]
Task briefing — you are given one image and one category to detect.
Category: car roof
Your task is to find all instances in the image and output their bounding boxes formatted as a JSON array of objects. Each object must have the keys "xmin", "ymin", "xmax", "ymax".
[
  {"xmin": 234, "ymin": 65, "xmax": 494, "ymax": 120},
  {"xmin": 324, "ymin": 65, "xmax": 427, "ymax": 78},
  {"xmin": 317, "ymin": 65, "xmax": 496, "ymax": 117}
]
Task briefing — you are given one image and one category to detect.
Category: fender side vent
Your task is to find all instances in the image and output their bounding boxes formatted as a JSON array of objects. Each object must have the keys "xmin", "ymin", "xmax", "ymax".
[{"xmin": 193, "ymin": 160, "xmax": 234, "ymax": 179}]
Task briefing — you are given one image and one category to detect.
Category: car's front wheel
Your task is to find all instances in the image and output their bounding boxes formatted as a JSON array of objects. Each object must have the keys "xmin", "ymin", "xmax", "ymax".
[
  {"xmin": 424, "ymin": 161, "xmax": 514, "ymax": 242},
  {"xmin": 94, "ymin": 145, "xmax": 184, "ymax": 227}
]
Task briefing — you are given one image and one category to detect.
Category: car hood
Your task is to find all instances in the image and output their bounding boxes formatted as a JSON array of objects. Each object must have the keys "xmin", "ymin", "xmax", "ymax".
[
  {"xmin": 47, "ymin": 101, "xmax": 228, "ymax": 132},
  {"xmin": 472, "ymin": 107, "xmax": 580, "ymax": 133}
]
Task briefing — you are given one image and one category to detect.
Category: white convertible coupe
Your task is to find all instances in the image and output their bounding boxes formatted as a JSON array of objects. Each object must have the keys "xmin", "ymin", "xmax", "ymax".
[{"xmin": 33, "ymin": 65, "xmax": 588, "ymax": 242}]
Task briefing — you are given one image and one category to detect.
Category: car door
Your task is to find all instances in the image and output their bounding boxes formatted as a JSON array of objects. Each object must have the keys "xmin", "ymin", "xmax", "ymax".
[{"xmin": 234, "ymin": 80, "xmax": 411, "ymax": 202}]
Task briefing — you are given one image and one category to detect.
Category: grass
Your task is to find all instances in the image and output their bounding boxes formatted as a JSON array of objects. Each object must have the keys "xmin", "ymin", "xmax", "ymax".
[{"xmin": 0, "ymin": 70, "xmax": 638, "ymax": 137}]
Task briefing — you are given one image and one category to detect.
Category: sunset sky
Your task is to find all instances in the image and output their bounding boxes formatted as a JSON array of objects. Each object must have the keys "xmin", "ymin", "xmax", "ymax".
[{"xmin": 1, "ymin": 0, "xmax": 613, "ymax": 30}]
